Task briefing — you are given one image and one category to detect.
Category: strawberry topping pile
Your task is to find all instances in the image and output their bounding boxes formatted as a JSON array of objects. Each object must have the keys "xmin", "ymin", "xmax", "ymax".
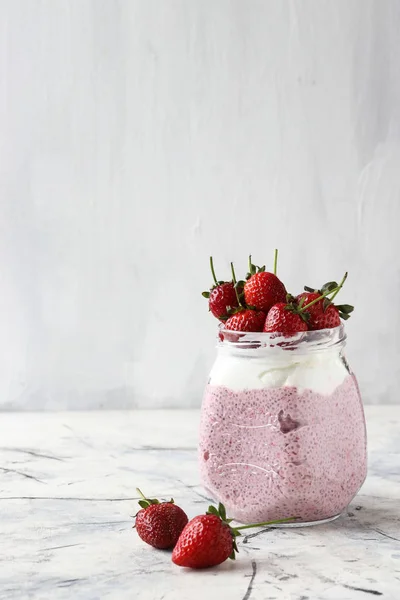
[{"xmin": 203, "ymin": 251, "xmax": 354, "ymax": 335}]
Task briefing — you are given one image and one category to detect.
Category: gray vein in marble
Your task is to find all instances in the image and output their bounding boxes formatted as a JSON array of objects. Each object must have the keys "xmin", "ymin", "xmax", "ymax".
[
  {"xmin": 41, "ymin": 543, "xmax": 83, "ymax": 551},
  {"xmin": 242, "ymin": 528, "xmax": 274, "ymax": 544},
  {"xmin": 0, "ymin": 447, "xmax": 65, "ymax": 461},
  {"xmin": 343, "ymin": 584, "xmax": 383, "ymax": 596},
  {"xmin": 0, "ymin": 466, "xmax": 47, "ymax": 484},
  {"xmin": 62, "ymin": 424, "xmax": 94, "ymax": 448},
  {"xmin": 372, "ymin": 527, "xmax": 400, "ymax": 542},
  {"xmin": 242, "ymin": 560, "xmax": 257, "ymax": 600}
]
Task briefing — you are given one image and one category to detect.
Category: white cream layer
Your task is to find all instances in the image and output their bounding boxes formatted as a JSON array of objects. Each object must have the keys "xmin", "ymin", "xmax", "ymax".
[{"xmin": 209, "ymin": 351, "xmax": 349, "ymax": 396}]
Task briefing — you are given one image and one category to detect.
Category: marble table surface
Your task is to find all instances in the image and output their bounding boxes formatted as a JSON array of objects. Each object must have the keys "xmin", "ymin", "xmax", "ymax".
[{"xmin": 0, "ymin": 407, "xmax": 399, "ymax": 600}]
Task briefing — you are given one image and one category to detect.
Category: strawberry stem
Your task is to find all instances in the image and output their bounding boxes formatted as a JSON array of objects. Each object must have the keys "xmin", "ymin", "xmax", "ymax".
[
  {"xmin": 207, "ymin": 503, "xmax": 296, "ymax": 561},
  {"xmin": 136, "ymin": 488, "xmax": 161, "ymax": 507},
  {"xmin": 231, "ymin": 262, "xmax": 242, "ymax": 307},
  {"xmin": 209, "ymin": 256, "xmax": 218, "ymax": 286},
  {"xmin": 300, "ymin": 289, "xmax": 334, "ymax": 312},
  {"xmin": 136, "ymin": 488, "xmax": 146, "ymax": 500},
  {"xmin": 235, "ymin": 516, "xmax": 297, "ymax": 531},
  {"xmin": 328, "ymin": 271, "xmax": 348, "ymax": 302},
  {"xmin": 230, "ymin": 262, "xmax": 237, "ymax": 285},
  {"xmin": 248, "ymin": 255, "xmax": 252, "ymax": 273},
  {"xmin": 273, "ymin": 249, "xmax": 278, "ymax": 276}
]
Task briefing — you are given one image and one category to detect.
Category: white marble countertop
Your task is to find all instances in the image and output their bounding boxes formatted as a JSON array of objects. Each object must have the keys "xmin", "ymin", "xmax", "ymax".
[{"xmin": 0, "ymin": 407, "xmax": 399, "ymax": 600}]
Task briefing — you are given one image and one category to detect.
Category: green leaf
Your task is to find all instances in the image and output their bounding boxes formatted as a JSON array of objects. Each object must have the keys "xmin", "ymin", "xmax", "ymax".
[
  {"xmin": 304, "ymin": 285, "xmax": 316, "ymax": 293},
  {"xmin": 323, "ymin": 297, "xmax": 332, "ymax": 310},
  {"xmin": 228, "ymin": 535, "xmax": 239, "ymax": 560},
  {"xmin": 218, "ymin": 503, "xmax": 227, "ymax": 521},
  {"xmin": 202, "ymin": 291, "xmax": 210, "ymax": 298},
  {"xmin": 340, "ymin": 312, "xmax": 351, "ymax": 320},
  {"xmin": 321, "ymin": 281, "xmax": 338, "ymax": 293},
  {"xmin": 206, "ymin": 505, "xmax": 219, "ymax": 517},
  {"xmin": 138, "ymin": 500, "xmax": 149, "ymax": 509},
  {"xmin": 258, "ymin": 266, "xmax": 265, "ymax": 273},
  {"xmin": 336, "ymin": 304, "xmax": 354, "ymax": 314},
  {"xmin": 300, "ymin": 311, "xmax": 310, "ymax": 323},
  {"xmin": 230, "ymin": 528, "xmax": 241, "ymax": 537}
]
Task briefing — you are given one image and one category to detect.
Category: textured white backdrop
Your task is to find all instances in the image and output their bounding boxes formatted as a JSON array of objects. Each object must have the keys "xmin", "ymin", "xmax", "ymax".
[{"xmin": 1, "ymin": 0, "xmax": 399, "ymax": 409}]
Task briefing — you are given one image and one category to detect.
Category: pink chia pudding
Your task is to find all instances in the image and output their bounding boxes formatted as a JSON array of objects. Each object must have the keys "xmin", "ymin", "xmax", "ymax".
[{"xmin": 199, "ymin": 375, "xmax": 367, "ymax": 524}]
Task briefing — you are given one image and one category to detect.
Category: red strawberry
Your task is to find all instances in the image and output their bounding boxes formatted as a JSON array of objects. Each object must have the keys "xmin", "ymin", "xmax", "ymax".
[
  {"xmin": 311, "ymin": 304, "xmax": 341, "ymax": 330},
  {"xmin": 225, "ymin": 309, "xmax": 266, "ymax": 332},
  {"xmin": 264, "ymin": 302, "xmax": 308, "ymax": 334},
  {"xmin": 202, "ymin": 257, "xmax": 239, "ymax": 320},
  {"xmin": 172, "ymin": 503, "xmax": 296, "ymax": 569},
  {"xmin": 299, "ymin": 273, "xmax": 354, "ymax": 330},
  {"xmin": 296, "ymin": 292, "xmax": 340, "ymax": 330},
  {"xmin": 207, "ymin": 283, "xmax": 238, "ymax": 320},
  {"xmin": 243, "ymin": 253, "xmax": 286, "ymax": 313},
  {"xmin": 172, "ymin": 513, "xmax": 233, "ymax": 569},
  {"xmin": 296, "ymin": 292, "xmax": 323, "ymax": 322},
  {"xmin": 244, "ymin": 271, "xmax": 286, "ymax": 313},
  {"xmin": 134, "ymin": 489, "xmax": 188, "ymax": 550}
]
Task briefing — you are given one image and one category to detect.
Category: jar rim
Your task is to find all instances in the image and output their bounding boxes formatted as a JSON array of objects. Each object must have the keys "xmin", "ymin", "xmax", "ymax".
[{"xmin": 217, "ymin": 324, "xmax": 346, "ymax": 353}]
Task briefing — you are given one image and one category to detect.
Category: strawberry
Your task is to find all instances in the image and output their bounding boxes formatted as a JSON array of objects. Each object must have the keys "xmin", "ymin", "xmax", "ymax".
[
  {"xmin": 296, "ymin": 291, "xmax": 324, "ymax": 323},
  {"xmin": 296, "ymin": 291, "xmax": 341, "ymax": 330},
  {"xmin": 311, "ymin": 304, "xmax": 341, "ymax": 330},
  {"xmin": 225, "ymin": 309, "xmax": 266, "ymax": 332},
  {"xmin": 172, "ymin": 513, "xmax": 233, "ymax": 569},
  {"xmin": 243, "ymin": 253, "xmax": 286, "ymax": 312},
  {"xmin": 299, "ymin": 273, "xmax": 354, "ymax": 330},
  {"xmin": 172, "ymin": 503, "xmax": 295, "ymax": 569},
  {"xmin": 263, "ymin": 302, "xmax": 309, "ymax": 334},
  {"xmin": 134, "ymin": 488, "xmax": 188, "ymax": 550},
  {"xmin": 202, "ymin": 257, "xmax": 239, "ymax": 320},
  {"xmin": 207, "ymin": 283, "xmax": 238, "ymax": 320}
]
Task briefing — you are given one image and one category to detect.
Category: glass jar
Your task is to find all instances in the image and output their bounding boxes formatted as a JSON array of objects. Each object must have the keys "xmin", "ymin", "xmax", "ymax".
[{"xmin": 199, "ymin": 325, "xmax": 367, "ymax": 525}]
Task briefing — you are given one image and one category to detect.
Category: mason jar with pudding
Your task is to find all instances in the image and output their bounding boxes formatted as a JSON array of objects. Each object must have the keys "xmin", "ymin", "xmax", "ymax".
[{"xmin": 199, "ymin": 325, "xmax": 367, "ymax": 525}]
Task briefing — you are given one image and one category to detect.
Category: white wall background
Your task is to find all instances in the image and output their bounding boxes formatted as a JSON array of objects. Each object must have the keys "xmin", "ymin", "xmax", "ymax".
[{"xmin": 1, "ymin": 0, "xmax": 399, "ymax": 409}]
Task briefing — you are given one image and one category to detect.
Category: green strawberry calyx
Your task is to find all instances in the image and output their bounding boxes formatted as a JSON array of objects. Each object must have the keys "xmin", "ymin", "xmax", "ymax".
[
  {"xmin": 246, "ymin": 249, "xmax": 279, "ymax": 280},
  {"xmin": 246, "ymin": 254, "xmax": 266, "ymax": 279},
  {"xmin": 136, "ymin": 487, "xmax": 174, "ymax": 510},
  {"xmin": 206, "ymin": 503, "xmax": 296, "ymax": 560}
]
